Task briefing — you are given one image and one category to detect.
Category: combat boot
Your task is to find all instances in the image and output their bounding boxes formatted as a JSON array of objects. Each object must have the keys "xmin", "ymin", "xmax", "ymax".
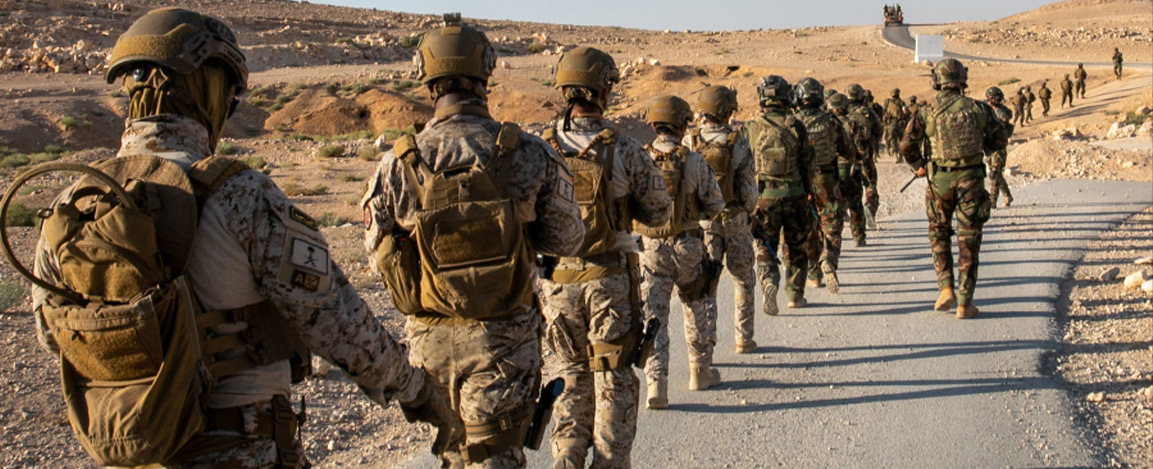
[
  {"xmin": 1004, "ymin": 195, "xmax": 1013, "ymax": 207},
  {"xmin": 552, "ymin": 438, "xmax": 586, "ymax": 469},
  {"xmin": 854, "ymin": 237, "xmax": 866, "ymax": 248},
  {"xmin": 806, "ymin": 277, "xmax": 821, "ymax": 288},
  {"xmin": 763, "ymin": 283, "xmax": 779, "ymax": 316},
  {"xmin": 646, "ymin": 377, "xmax": 668, "ymax": 410},
  {"xmin": 956, "ymin": 303, "xmax": 979, "ymax": 319},
  {"xmin": 688, "ymin": 364, "xmax": 721, "ymax": 391},
  {"xmin": 934, "ymin": 287, "xmax": 957, "ymax": 312},
  {"xmin": 735, "ymin": 338, "xmax": 758, "ymax": 354},
  {"xmin": 823, "ymin": 264, "xmax": 840, "ymax": 294},
  {"xmin": 787, "ymin": 297, "xmax": 807, "ymax": 309}
]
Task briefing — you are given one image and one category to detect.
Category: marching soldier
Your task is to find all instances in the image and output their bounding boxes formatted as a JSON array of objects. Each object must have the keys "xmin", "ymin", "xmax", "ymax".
[
  {"xmin": 844, "ymin": 83, "xmax": 883, "ymax": 238},
  {"xmin": 984, "ymin": 87, "xmax": 1015, "ymax": 208}
]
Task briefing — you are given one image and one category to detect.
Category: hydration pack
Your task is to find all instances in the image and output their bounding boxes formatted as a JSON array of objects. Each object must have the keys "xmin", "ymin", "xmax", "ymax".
[{"xmin": 689, "ymin": 129, "xmax": 738, "ymax": 205}]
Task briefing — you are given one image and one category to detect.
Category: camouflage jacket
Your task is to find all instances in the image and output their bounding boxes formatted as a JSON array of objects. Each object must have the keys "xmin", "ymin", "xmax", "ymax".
[
  {"xmin": 683, "ymin": 121, "xmax": 758, "ymax": 214},
  {"xmin": 990, "ymin": 102, "xmax": 1015, "ymax": 139},
  {"xmin": 33, "ymin": 114, "xmax": 428, "ymax": 408}
]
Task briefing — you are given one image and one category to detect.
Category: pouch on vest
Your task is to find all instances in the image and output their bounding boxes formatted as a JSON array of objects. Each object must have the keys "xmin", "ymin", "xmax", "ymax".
[
  {"xmin": 633, "ymin": 145, "xmax": 696, "ymax": 239},
  {"xmin": 692, "ymin": 130, "xmax": 737, "ymax": 205},
  {"xmin": 746, "ymin": 115, "xmax": 800, "ymax": 181},
  {"xmin": 543, "ymin": 128, "xmax": 627, "ymax": 256},
  {"xmin": 928, "ymin": 95, "xmax": 984, "ymax": 167},
  {"xmin": 801, "ymin": 112, "xmax": 838, "ymax": 168}
]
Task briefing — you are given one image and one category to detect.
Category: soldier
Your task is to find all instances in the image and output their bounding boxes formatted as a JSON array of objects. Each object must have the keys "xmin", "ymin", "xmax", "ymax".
[
  {"xmin": 537, "ymin": 47, "xmax": 673, "ymax": 466},
  {"xmin": 639, "ymin": 95, "xmax": 726, "ymax": 406},
  {"xmin": 363, "ymin": 15, "xmax": 585, "ymax": 467},
  {"xmin": 844, "ymin": 83, "xmax": 883, "ymax": 238},
  {"xmin": 748, "ymin": 76, "xmax": 815, "ymax": 313},
  {"xmin": 1073, "ymin": 63, "xmax": 1088, "ymax": 99},
  {"xmin": 1024, "ymin": 85, "xmax": 1036, "ymax": 123},
  {"xmin": 984, "ymin": 87, "xmax": 1015, "ymax": 208},
  {"xmin": 685, "ymin": 86, "xmax": 759, "ymax": 354},
  {"xmin": 1010, "ymin": 88, "xmax": 1027, "ymax": 127},
  {"xmin": 900, "ymin": 58, "xmax": 1007, "ymax": 319},
  {"xmin": 828, "ymin": 93, "xmax": 866, "ymax": 250},
  {"xmin": 794, "ymin": 78, "xmax": 855, "ymax": 294},
  {"xmin": 883, "ymin": 88, "xmax": 908, "ymax": 161},
  {"xmin": 1038, "ymin": 81, "xmax": 1052, "ymax": 117},
  {"xmin": 1113, "ymin": 48, "xmax": 1123, "ymax": 79},
  {"xmin": 28, "ymin": 8, "xmax": 458, "ymax": 468},
  {"xmin": 1060, "ymin": 74, "xmax": 1075, "ymax": 108}
]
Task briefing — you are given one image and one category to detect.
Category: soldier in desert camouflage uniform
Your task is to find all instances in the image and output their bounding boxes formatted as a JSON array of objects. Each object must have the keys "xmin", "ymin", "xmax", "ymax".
[
  {"xmin": 1073, "ymin": 63, "xmax": 1088, "ymax": 99},
  {"xmin": 1037, "ymin": 81, "xmax": 1052, "ymax": 117},
  {"xmin": 537, "ymin": 47, "xmax": 672, "ymax": 468},
  {"xmin": 901, "ymin": 58, "xmax": 1007, "ymax": 319},
  {"xmin": 794, "ymin": 78, "xmax": 855, "ymax": 293},
  {"xmin": 1060, "ymin": 74, "xmax": 1075, "ymax": 108},
  {"xmin": 638, "ymin": 95, "xmax": 726, "ymax": 403},
  {"xmin": 363, "ymin": 15, "xmax": 584, "ymax": 468},
  {"xmin": 827, "ymin": 93, "xmax": 864, "ymax": 253},
  {"xmin": 31, "ymin": 8, "xmax": 458, "ymax": 468},
  {"xmin": 684, "ymin": 86, "xmax": 759, "ymax": 354},
  {"xmin": 844, "ymin": 84, "xmax": 883, "ymax": 238},
  {"xmin": 984, "ymin": 86, "xmax": 1015, "ymax": 208}
]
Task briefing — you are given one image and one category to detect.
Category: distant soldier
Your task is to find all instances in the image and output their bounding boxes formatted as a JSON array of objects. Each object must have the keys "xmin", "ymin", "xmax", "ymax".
[
  {"xmin": 984, "ymin": 87, "xmax": 1015, "ymax": 208},
  {"xmin": 1073, "ymin": 63, "xmax": 1087, "ymax": 98},
  {"xmin": 828, "ymin": 93, "xmax": 866, "ymax": 249},
  {"xmin": 906, "ymin": 95, "xmax": 920, "ymax": 114},
  {"xmin": 1024, "ymin": 85, "xmax": 1035, "ymax": 123},
  {"xmin": 748, "ymin": 75, "xmax": 815, "ymax": 312},
  {"xmin": 686, "ymin": 86, "xmax": 760, "ymax": 354},
  {"xmin": 1060, "ymin": 74, "xmax": 1075, "ymax": 108},
  {"xmin": 1112, "ymin": 48, "xmax": 1123, "ymax": 79},
  {"xmin": 900, "ymin": 59, "xmax": 1008, "ymax": 319},
  {"xmin": 1010, "ymin": 88, "xmax": 1026, "ymax": 127},
  {"xmin": 1037, "ymin": 81, "xmax": 1052, "ymax": 117},
  {"xmin": 844, "ymin": 83, "xmax": 883, "ymax": 237},
  {"xmin": 794, "ymin": 78, "xmax": 855, "ymax": 293},
  {"xmin": 883, "ymin": 88, "xmax": 909, "ymax": 161}
]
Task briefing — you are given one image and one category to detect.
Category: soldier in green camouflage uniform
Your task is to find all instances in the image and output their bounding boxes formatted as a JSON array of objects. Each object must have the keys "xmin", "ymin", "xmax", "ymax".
[
  {"xmin": 983, "ymin": 87, "xmax": 1015, "ymax": 208},
  {"xmin": 1073, "ymin": 63, "xmax": 1087, "ymax": 99},
  {"xmin": 1060, "ymin": 74, "xmax": 1074, "ymax": 108},
  {"xmin": 900, "ymin": 59, "xmax": 1008, "ymax": 319},
  {"xmin": 827, "ymin": 93, "xmax": 864, "ymax": 248},
  {"xmin": 843, "ymin": 84, "xmax": 883, "ymax": 242},
  {"xmin": 794, "ymin": 78, "xmax": 854, "ymax": 293},
  {"xmin": 883, "ymin": 88, "xmax": 908, "ymax": 162},
  {"xmin": 1038, "ymin": 82, "xmax": 1052, "ymax": 117},
  {"xmin": 747, "ymin": 76, "xmax": 815, "ymax": 313}
]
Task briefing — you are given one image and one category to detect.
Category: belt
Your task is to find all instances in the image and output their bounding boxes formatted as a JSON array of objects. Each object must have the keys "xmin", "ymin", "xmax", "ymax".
[
  {"xmin": 557, "ymin": 250, "xmax": 625, "ymax": 270},
  {"xmin": 933, "ymin": 163, "xmax": 983, "ymax": 173}
]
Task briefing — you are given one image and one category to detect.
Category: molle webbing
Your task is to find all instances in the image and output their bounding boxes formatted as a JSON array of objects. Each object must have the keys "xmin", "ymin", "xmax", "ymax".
[{"xmin": 197, "ymin": 300, "xmax": 310, "ymax": 382}]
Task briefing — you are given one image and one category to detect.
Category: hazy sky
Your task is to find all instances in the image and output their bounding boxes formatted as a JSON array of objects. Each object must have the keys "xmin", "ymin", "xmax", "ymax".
[{"xmin": 308, "ymin": 0, "xmax": 1057, "ymax": 31}]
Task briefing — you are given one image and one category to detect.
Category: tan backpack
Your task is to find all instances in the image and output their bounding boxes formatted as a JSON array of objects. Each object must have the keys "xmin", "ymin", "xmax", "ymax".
[
  {"xmin": 690, "ymin": 129, "xmax": 738, "ymax": 205},
  {"xmin": 633, "ymin": 145, "xmax": 697, "ymax": 239},
  {"xmin": 377, "ymin": 123, "xmax": 535, "ymax": 319},
  {"xmin": 1, "ymin": 156, "xmax": 310, "ymax": 467},
  {"xmin": 542, "ymin": 127, "xmax": 631, "ymax": 257},
  {"xmin": 745, "ymin": 114, "xmax": 801, "ymax": 181}
]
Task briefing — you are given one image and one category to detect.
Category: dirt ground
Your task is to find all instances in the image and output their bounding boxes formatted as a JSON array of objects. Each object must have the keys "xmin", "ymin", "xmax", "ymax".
[{"xmin": 0, "ymin": 0, "xmax": 1150, "ymax": 467}]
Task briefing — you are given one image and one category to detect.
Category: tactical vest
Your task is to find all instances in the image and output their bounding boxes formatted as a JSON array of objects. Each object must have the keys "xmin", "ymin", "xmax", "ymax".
[
  {"xmin": 926, "ymin": 94, "xmax": 986, "ymax": 167},
  {"xmin": 689, "ymin": 129, "xmax": 738, "ymax": 205},
  {"xmin": 884, "ymin": 99, "xmax": 905, "ymax": 122},
  {"xmin": 633, "ymin": 145, "xmax": 698, "ymax": 239},
  {"xmin": 385, "ymin": 123, "xmax": 535, "ymax": 320},
  {"xmin": 2, "ymin": 156, "xmax": 310, "ymax": 467},
  {"xmin": 835, "ymin": 115, "xmax": 858, "ymax": 167},
  {"xmin": 799, "ymin": 110, "xmax": 838, "ymax": 168},
  {"xmin": 542, "ymin": 127, "xmax": 632, "ymax": 256},
  {"xmin": 846, "ymin": 105, "xmax": 876, "ymax": 149},
  {"xmin": 745, "ymin": 113, "xmax": 802, "ymax": 182}
]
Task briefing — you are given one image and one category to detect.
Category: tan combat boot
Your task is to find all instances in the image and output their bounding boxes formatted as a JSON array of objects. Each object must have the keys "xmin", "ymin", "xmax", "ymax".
[
  {"xmin": 735, "ymin": 338, "xmax": 758, "ymax": 354},
  {"xmin": 805, "ymin": 277, "xmax": 821, "ymax": 288},
  {"xmin": 763, "ymin": 283, "xmax": 779, "ymax": 316},
  {"xmin": 956, "ymin": 303, "xmax": 979, "ymax": 319},
  {"xmin": 552, "ymin": 438, "xmax": 586, "ymax": 469},
  {"xmin": 688, "ymin": 364, "xmax": 721, "ymax": 391},
  {"xmin": 787, "ymin": 297, "xmax": 807, "ymax": 308},
  {"xmin": 934, "ymin": 287, "xmax": 957, "ymax": 312},
  {"xmin": 646, "ymin": 377, "xmax": 668, "ymax": 410}
]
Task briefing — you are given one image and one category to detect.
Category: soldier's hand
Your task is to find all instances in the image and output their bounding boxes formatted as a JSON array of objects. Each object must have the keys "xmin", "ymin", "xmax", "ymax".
[
  {"xmin": 400, "ymin": 376, "xmax": 463, "ymax": 455},
  {"xmin": 915, "ymin": 166, "xmax": 927, "ymax": 179}
]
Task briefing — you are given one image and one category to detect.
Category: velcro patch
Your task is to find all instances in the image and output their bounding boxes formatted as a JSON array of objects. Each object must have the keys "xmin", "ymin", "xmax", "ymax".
[
  {"xmin": 290, "ymin": 238, "xmax": 329, "ymax": 274},
  {"xmin": 290, "ymin": 270, "xmax": 321, "ymax": 291},
  {"xmin": 652, "ymin": 175, "xmax": 666, "ymax": 190},
  {"xmin": 290, "ymin": 206, "xmax": 318, "ymax": 231},
  {"xmin": 557, "ymin": 178, "xmax": 574, "ymax": 202}
]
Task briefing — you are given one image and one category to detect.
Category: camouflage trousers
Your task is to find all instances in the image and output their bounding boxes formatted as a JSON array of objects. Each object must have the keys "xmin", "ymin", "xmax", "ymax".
[
  {"xmin": 837, "ymin": 164, "xmax": 866, "ymax": 240},
  {"xmin": 703, "ymin": 211, "xmax": 757, "ymax": 345},
  {"xmin": 408, "ymin": 312, "xmax": 542, "ymax": 469},
  {"xmin": 1041, "ymin": 99, "xmax": 1050, "ymax": 116},
  {"xmin": 884, "ymin": 124, "xmax": 904, "ymax": 160},
  {"xmin": 1061, "ymin": 91, "xmax": 1073, "ymax": 108},
  {"xmin": 1075, "ymin": 80, "xmax": 1086, "ymax": 98},
  {"xmin": 540, "ymin": 269, "xmax": 640, "ymax": 469},
  {"xmin": 753, "ymin": 194, "xmax": 811, "ymax": 302},
  {"xmin": 641, "ymin": 233, "xmax": 719, "ymax": 377},
  {"xmin": 861, "ymin": 154, "xmax": 879, "ymax": 215},
  {"xmin": 1012, "ymin": 107, "xmax": 1025, "ymax": 126},
  {"xmin": 804, "ymin": 175, "xmax": 843, "ymax": 281},
  {"xmin": 925, "ymin": 169, "xmax": 992, "ymax": 306},
  {"xmin": 985, "ymin": 149, "xmax": 1012, "ymax": 206}
]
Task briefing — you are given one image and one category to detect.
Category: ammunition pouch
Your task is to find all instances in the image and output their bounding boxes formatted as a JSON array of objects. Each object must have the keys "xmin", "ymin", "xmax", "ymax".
[
  {"xmin": 551, "ymin": 250, "xmax": 628, "ymax": 284},
  {"xmin": 202, "ymin": 395, "xmax": 307, "ymax": 468},
  {"xmin": 462, "ymin": 405, "xmax": 534, "ymax": 463}
]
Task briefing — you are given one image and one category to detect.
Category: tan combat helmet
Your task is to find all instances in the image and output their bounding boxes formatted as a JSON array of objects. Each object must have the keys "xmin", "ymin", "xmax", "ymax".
[
  {"xmin": 645, "ymin": 95, "xmax": 693, "ymax": 128},
  {"xmin": 106, "ymin": 7, "xmax": 247, "ymax": 96},
  {"xmin": 695, "ymin": 85, "xmax": 738, "ymax": 121},
  {"xmin": 414, "ymin": 13, "xmax": 495, "ymax": 85}
]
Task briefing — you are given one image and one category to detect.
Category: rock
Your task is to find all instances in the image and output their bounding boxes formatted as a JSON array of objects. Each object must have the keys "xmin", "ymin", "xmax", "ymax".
[
  {"xmin": 648, "ymin": 58, "xmax": 660, "ymax": 66},
  {"xmin": 1106, "ymin": 122, "xmax": 1136, "ymax": 139},
  {"xmin": 1086, "ymin": 391, "xmax": 1105, "ymax": 402},
  {"xmin": 1143, "ymin": 279, "xmax": 1153, "ymax": 294},
  {"xmin": 1123, "ymin": 270, "xmax": 1148, "ymax": 289},
  {"xmin": 499, "ymin": 60, "xmax": 510, "ymax": 70},
  {"xmin": 1098, "ymin": 266, "xmax": 1120, "ymax": 282},
  {"xmin": 1135, "ymin": 257, "xmax": 1153, "ymax": 265},
  {"xmin": 1137, "ymin": 105, "xmax": 1151, "ymax": 115}
]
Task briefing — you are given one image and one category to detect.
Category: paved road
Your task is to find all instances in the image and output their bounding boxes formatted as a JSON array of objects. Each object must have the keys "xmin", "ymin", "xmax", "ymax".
[
  {"xmin": 881, "ymin": 24, "xmax": 1153, "ymax": 71},
  {"xmin": 398, "ymin": 179, "xmax": 1151, "ymax": 468}
]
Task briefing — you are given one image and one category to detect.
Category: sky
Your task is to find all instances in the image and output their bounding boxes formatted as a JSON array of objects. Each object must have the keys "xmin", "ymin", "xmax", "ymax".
[{"xmin": 307, "ymin": 0, "xmax": 1058, "ymax": 31}]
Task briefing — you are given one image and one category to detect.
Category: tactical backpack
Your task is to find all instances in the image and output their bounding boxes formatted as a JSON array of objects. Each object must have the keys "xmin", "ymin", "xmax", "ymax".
[
  {"xmin": 689, "ymin": 129, "xmax": 738, "ymax": 205},
  {"xmin": 0, "ymin": 156, "xmax": 310, "ymax": 467},
  {"xmin": 379, "ymin": 122, "xmax": 535, "ymax": 319},
  {"xmin": 543, "ymin": 127, "xmax": 631, "ymax": 256},
  {"xmin": 799, "ymin": 111, "xmax": 838, "ymax": 168},
  {"xmin": 845, "ymin": 105, "xmax": 877, "ymax": 155},
  {"xmin": 633, "ymin": 145, "xmax": 697, "ymax": 239},
  {"xmin": 926, "ymin": 94, "xmax": 986, "ymax": 167},
  {"xmin": 745, "ymin": 114, "xmax": 801, "ymax": 181}
]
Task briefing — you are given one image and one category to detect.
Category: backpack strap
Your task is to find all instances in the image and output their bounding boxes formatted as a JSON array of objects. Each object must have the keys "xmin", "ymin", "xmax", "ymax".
[{"xmin": 189, "ymin": 156, "xmax": 251, "ymax": 206}]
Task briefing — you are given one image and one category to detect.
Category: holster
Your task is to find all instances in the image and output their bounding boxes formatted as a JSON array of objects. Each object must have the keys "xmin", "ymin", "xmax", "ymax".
[
  {"xmin": 462, "ymin": 405, "xmax": 534, "ymax": 463},
  {"xmin": 203, "ymin": 394, "xmax": 308, "ymax": 468}
]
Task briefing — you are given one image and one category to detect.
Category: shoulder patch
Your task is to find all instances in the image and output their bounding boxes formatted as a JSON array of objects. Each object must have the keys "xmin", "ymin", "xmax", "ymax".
[
  {"xmin": 289, "ymin": 238, "xmax": 330, "ymax": 275},
  {"xmin": 557, "ymin": 177, "xmax": 574, "ymax": 202},
  {"xmin": 290, "ymin": 206, "xmax": 318, "ymax": 231}
]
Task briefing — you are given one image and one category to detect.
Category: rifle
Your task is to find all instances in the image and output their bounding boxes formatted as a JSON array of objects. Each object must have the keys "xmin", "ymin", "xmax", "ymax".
[
  {"xmin": 524, "ymin": 378, "xmax": 565, "ymax": 450},
  {"xmin": 898, "ymin": 174, "xmax": 919, "ymax": 193},
  {"xmin": 634, "ymin": 317, "xmax": 661, "ymax": 366}
]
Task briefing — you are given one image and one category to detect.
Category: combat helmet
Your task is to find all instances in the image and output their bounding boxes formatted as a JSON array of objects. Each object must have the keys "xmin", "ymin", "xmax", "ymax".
[
  {"xmin": 985, "ymin": 86, "xmax": 1004, "ymax": 102},
  {"xmin": 827, "ymin": 92, "xmax": 849, "ymax": 113},
  {"xmin": 891, "ymin": 88, "xmax": 901, "ymax": 98},
  {"xmin": 757, "ymin": 75, "xmax": 792, "ymax": 107},
  {"xmin": 106, "ymin": 7, "xmax": 247, "ymax": 95},
  {"xmin": 555, "ymin": 47, "xmax": 620, "ymax": 94},
  {"xmin": 931, "ymin": 58, "xmax": 968, "ymax": 90},
  {"xmin": 695, "ymin": 85, "xmax": 738, "ymax": 120},
  {"xmin": 793, "ymin": 77, "xmax": 825, "ymax": 107},
  {"xmin": 844, "ymin": 84, "xmax": 865, "ymax": 103},
  {"xmin": 645, "ymin": 95, "xmax": 693, "ymax": 128},
  {"xmin": 824, "ymin": 88, "xmax": 837, "ymax": 100},
  {"xmin": 414, "ymin": 13, "xmax": 496, "ymax": 85}
]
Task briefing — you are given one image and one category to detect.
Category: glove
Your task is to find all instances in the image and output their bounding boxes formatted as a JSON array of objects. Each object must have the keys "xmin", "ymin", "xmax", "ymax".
[
  {"xmin": 914, "ymin": 166, "xmax": 927, "ymax": 179},
  {"xmin": 400, "ymin": 376, "xmax": 463, "ymax": 456}
]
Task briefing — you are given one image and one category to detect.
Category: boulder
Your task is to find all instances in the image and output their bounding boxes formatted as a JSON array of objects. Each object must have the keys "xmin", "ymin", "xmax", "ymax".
[
  {"xmin": 1106, "ymin": 121, "xmax": 1136, "ymax": 139},
  {"xmin": 1098, "ymin": 266, "xmax": 1120, "ymax": 282},
  {"xmin": 1123, "ymin": 270, "xmax": 1148, "ymax": 289}
]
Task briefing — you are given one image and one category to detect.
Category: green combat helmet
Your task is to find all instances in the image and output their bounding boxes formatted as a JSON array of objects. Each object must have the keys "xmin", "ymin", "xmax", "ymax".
[
  {"xmin": 844, "ymin": 83, "xmax": 865, "ymax": 103},
  {"xmin": 985, "ymin": 86, "xmax": 1004, "ymax": 102},
  {"xmin": 827, "ymin": 92, "xmax": 849, "ymax": 113},
  {"xmin": 646, "ymin": 95, "xmax": 693, "ymax": 127},
  {"xmin": 554, "ymin": 46, "xmax": 620, "ymax": 105},
  {"xmin": 105, "ymin": 7, "xmax": 247, "ymax": 96},
  {"xmin": 695, "ymin": 85, "xmax": 738, "ymax": 120},
  {"xmin": 793, "ymin": 77, "xmax": 825, "ymax": 107},
  {"xmin": 414, "ymin": 13, "xmax": 495, "ymax": 85},
  {"xmin": 757, "ymin": 75, "xmax": 792, "ymax": 107},
  {"xmin": 931, "ymin": 58, "xmax": 968, "ymax": 90}
]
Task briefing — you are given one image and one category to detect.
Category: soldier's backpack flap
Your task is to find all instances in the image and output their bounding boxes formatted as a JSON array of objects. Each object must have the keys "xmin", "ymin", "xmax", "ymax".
[
  {"xmin": 747, "ymin": 115, "xmax": 800, "ymax": 180},
  {"xmin": 547, "ymin": 127, "xmax": 622, "ymax": 256},
  {"xmin": 693, "ymin": 129, "xmax": 737, "ymax": 204},
  {"xmin": 633, "ymin": 146, "xmax": 689, "ymax": 239},
  {"xmin": 370, "ymin": 134, "xmax": 425, "ymax": 315}
]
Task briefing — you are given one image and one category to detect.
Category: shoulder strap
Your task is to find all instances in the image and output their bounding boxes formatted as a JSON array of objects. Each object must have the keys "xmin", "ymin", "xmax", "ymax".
[
  {"xmin": 393, "ymin": 134, "xmax": 420, "ymax": 160},
  {"xmin": 494, "ymin": 122, "xmax": 521, "ymax": 159},
  {"xmin": 189, "ymin": 156, "xmax": 251, "ymax": 206},
  {"xmin": 724, "ymin": 130, "xmax": 739, "ymax": 147}
]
